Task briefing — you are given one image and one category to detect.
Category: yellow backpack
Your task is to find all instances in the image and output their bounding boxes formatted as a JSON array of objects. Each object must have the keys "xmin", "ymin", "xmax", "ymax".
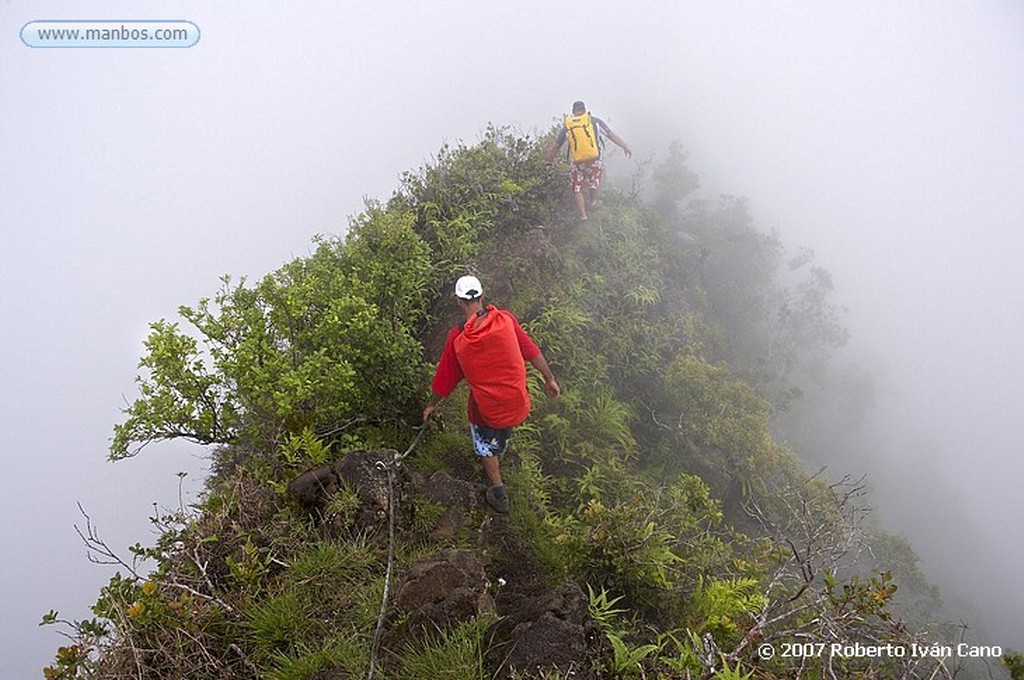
[{"xmin": 565, "ymin": 113, "xmax": 600, "ymax": 163}]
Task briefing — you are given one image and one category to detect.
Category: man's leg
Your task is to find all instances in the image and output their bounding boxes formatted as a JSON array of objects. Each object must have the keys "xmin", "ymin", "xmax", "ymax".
[
  {"xmin": 586, "ymin": 160, "xmax": 604, "ymax": 211},
  {"xmin": 480, "ymin": 453, "xmax": 503, "ymax": 487},
  {"xmin": 481, "ymin": 454, "xmax": 509, "ymax": 513},
  {"xmin": 471, "ymin": 424, "xmax": 512, "ymax": 513},
  {"xmin": 574, "ymin": 190, "xmax": 588, "ymax": 220},
  {"xmin": 570, "ymin": 165, "xmax": 588, "ymax": 219}
]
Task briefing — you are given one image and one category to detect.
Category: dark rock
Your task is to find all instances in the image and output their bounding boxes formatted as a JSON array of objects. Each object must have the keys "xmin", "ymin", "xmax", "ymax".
[
  {"xmin": 505, "ymin": 613, "xmax": 588, "ymax": 670},
  {"xmin": 430, "ymin": 506, "xmax": 469, "ymax": 541},
  {"xmin": 393, "ymin": 549, "xmax": 495, "ymax": 637},
  {"xmin": 419, "ymin": 470, "xmax": 485, "ymax": 508},
  {"xmin": 416, "ymin": 470, "xmax": 486, "ymax": 539},
  {"xmin": 287, "ymin": 449, "xmax": 411, "ymax": 533},
  {"xmin": 486, "ymin": 582, "xmax": 607, "ymax": 679},
  {"xmin": 334, "ymin": 449, "xmax": 396, "ymax": 529},
  {"xmin": 286, "ymin": 463, "xmax": 338, "ymax": 511}
]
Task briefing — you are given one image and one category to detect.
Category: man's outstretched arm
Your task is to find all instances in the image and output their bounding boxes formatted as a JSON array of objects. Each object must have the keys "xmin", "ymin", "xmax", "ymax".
[
  {"xmin": 529, "ymin": 353, "xmax": 561, "ymax": 398},
  {"xmin": 607, "ymin": 131, "xmax": 632, "ymax": 157}
]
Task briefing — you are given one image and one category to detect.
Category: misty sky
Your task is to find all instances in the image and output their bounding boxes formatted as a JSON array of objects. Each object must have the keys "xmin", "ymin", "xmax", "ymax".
[{"xmin": 3, "ymin": 1, "xmax": 1022, "ymax": 676}]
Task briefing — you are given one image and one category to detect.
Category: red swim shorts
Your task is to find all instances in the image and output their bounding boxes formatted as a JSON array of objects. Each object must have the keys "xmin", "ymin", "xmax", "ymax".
[{"xmin": 569, "ymin": 159, "xmax": 604, "ymax": 194}]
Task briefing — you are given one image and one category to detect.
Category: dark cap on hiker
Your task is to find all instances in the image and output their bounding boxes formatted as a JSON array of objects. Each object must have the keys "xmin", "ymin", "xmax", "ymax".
[
  {"xmin": 572, "ymin": 100, "xmax": 586, "ymax": 113},
  {"xmin": 455, "ymin": 275, "xmax": 483, "ymax": 300}
]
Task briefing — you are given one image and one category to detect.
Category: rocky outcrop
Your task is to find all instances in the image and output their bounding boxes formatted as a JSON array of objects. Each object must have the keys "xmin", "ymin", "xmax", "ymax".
[
  {"xmin": 410, "ymin": 469, "xmax": 486, "ymax": 540},
  {"xmin": 411, "ymin": 469, "xmax": 484, "ymax": 508},
  {"xmin": 393, "ymin": 549, "xmax": 496, "ymax": 636},
  {"xmin": 286, "ymin": 461, "xmax": 338, "ymax": 510},
  {"xmin": 286, "ymin": 448, "xmax": 410, "ymax": 533},
  {"xmin": 287, "ymin": 453, "xmax": 608, "ymax": 678},
  {"xmin": 486, "ymin": 582, "xmax": 608, "ymax": 679}
]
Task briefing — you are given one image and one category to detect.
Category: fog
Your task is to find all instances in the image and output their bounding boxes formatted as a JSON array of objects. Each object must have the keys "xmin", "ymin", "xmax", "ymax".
[{"xmin": 3, "ymin": 1, "xmax": 1022, "ymax": 675}]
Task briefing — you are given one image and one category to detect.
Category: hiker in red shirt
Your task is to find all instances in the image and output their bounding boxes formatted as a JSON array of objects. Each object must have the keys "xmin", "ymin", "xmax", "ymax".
[{"xmin": 422, "ymin": 275, "xmax": 560, "ymax": 513}]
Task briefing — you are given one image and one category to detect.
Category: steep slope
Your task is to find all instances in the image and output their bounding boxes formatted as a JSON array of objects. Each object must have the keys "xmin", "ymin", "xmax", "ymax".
[{"xmin": 45, "ymin": 127, "xmax": 992, "ymax": 679}]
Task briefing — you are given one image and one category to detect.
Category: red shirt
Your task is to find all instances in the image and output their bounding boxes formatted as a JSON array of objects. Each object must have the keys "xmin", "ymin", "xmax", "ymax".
[{"xmin": 431, "ymin": 305, "xmax": 541, "ymax": 428}]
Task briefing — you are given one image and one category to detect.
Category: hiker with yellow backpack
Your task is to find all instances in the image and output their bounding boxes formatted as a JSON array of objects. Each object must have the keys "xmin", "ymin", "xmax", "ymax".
[{"xmin": 545, "ymin": 100, "xmax": 632, "ymax": 220}]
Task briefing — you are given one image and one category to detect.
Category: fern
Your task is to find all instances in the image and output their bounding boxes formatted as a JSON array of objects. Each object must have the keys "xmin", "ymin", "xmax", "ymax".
[
  {"xmin": 689, "ymin": 576, "xmax": 764, "ymax": 639},
  {"xmin": 607, "ymin": 633, "xmax": 660, "ymax": 677},
  {"xmin": 587, "ymin": 584, "xmax": 628, "ymax": 634}
]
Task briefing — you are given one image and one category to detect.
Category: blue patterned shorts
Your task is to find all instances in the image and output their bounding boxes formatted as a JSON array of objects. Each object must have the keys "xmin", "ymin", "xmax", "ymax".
[{"xmin": 470, "ymin": 423, "xmax": 513, "ymax": 459}]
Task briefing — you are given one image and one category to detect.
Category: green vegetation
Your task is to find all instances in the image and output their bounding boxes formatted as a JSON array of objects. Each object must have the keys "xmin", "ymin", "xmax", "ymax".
[{"xmin": 46, "ymin": 126, "xmax": 969, "ymax": 678}]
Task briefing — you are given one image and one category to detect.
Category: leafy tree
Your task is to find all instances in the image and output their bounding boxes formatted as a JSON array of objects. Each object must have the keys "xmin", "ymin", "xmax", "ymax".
[{"xmin": 112, "ymin": 213, "xmax": 433, "ymax": 460}]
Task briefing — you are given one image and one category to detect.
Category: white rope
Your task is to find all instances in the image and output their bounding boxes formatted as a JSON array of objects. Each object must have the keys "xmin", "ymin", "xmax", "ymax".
[{"xmin": 366, "ymin": 424, "xmax": 428, "ymax": 680}]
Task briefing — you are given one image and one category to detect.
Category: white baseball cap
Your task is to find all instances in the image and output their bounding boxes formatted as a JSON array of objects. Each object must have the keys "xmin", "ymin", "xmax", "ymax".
[{"xmin": 454, "ymin": 275, "xmax": 483, "ymax": 300}]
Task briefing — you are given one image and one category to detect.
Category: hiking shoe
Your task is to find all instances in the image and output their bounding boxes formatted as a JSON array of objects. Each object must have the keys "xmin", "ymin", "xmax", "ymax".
[{"xmin": 485, "ymin": 486, "xmax": 510, "ymax": 514}]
